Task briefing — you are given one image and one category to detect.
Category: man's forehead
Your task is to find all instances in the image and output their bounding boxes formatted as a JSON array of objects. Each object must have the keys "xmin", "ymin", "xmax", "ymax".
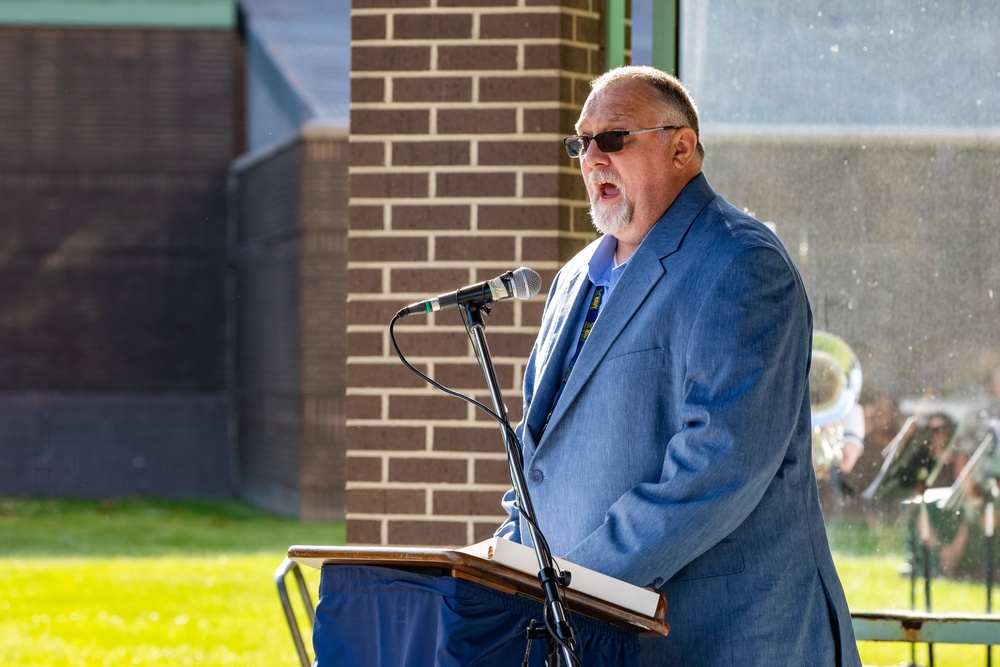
[
  {"xmin": 576, "ymin": 81, "xmax": 656, "ymax": 130},
  {"xmin": 577, "ymin": 108, "xmax": 633, "ymax": 128}
]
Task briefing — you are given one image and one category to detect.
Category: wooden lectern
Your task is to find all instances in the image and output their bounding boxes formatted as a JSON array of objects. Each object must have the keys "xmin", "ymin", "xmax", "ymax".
[{"xmin": 276, "ymin": 542, "xmax": 669, "ymax": 666}]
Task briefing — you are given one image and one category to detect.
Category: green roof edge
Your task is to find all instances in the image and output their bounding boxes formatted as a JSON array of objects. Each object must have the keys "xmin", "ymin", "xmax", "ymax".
[{"xmin": 0, "ymin": 1, "xmax": 234, "ymax": 29}]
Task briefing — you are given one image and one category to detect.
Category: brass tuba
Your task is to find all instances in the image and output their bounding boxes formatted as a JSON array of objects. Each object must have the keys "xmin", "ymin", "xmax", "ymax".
[{"xmin": 810, "ymin": 330, "xmax": 863, "ymax": 474}]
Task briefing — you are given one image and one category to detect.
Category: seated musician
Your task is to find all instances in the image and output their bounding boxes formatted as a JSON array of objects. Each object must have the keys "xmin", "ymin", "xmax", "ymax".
[{"xmin": 912, "ymin": 412, "xmax": 970, "ymax": 576}]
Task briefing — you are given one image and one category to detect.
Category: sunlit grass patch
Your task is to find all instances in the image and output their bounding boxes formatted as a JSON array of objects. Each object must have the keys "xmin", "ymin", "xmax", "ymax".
[{"xmin": 0, "ymin": 497, "xmax": 339, "ymax": 666}]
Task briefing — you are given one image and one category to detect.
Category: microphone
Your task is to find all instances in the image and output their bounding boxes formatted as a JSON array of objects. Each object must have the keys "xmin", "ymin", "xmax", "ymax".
[{"xmin": 397, "ymin": 267, "xmax": 542, "ymax": 318}]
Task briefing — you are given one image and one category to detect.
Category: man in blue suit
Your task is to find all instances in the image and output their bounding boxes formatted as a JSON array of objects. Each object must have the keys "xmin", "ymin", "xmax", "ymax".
[{"xmin": 496, "ymin": 66, "xmax": 861, "ymax": 665}]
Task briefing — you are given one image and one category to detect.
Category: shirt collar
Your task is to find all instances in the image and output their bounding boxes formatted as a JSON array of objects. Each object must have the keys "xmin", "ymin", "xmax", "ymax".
[{"xmin": 588, "ymin": 234, "xmax": 629, "ymax": 296}]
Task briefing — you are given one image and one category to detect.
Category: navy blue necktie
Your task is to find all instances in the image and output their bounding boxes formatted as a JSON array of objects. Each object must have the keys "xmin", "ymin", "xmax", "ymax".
[{"xmin": 544, "ymin": 285, "xmax": 605, "ymax": 428}]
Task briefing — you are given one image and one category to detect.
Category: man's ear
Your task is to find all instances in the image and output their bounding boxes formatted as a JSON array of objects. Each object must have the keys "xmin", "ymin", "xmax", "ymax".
[{"xmin": 671, "ymin": 127, "xmax": 699, "ymax": 169}]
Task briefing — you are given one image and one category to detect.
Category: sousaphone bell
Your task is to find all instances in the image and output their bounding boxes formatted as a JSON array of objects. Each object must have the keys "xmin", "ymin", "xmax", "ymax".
[{"xmin": 810, "ymin": 330, "xmax": 863, "ymax": 474}]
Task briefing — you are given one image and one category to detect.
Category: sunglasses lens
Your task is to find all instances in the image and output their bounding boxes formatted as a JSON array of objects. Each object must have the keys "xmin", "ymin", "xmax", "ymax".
[
  {"xmin": 564, "ymin": 137, "xmax": 587, "ymax": 158},
  {"xmin": 594, "ymin": 132, "xmax": 623, "ymax": 153},
  {"xmin": 563, "ymin": 131, "xmax": 629, "ymax": 157}
]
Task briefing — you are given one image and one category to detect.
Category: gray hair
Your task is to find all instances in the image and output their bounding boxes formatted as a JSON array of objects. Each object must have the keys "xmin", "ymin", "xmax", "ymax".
[{"xmin": 590, "ymin": 66, "xmax": 704, "ymax": 159}]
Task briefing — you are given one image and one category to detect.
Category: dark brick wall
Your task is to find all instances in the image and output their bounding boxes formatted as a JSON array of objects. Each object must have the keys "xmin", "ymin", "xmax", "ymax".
[
  {"xmin": 234, "ymin": 130, "xmax": 349, "ymax": 520},
  {"xmin": 0, "ymin": 394, "xmax": 232, "ymax": 497},
  {"xmin": 0, "ymin": 26, "xmax": 242, "ymax": 498}
]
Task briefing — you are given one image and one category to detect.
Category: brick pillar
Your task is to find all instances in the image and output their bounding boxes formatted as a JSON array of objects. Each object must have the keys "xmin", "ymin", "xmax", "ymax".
[{"xmin": 346, "ymin": 0, "xmax": 607, "ymax": 547}]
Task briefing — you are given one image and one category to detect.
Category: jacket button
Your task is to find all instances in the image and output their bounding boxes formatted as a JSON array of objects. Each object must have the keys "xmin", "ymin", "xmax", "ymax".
[{"xmin": 530, "ymin": 470, "xmax": 543, "ymax": 483}]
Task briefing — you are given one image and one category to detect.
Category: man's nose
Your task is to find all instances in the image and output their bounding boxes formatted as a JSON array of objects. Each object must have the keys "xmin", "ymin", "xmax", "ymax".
[{"xmin": 583, "ymin": 139, "xmax": 610, "ymax": 167}]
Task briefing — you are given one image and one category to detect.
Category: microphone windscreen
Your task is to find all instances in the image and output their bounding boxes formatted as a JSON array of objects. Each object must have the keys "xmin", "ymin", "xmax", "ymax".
[{"xmin": 510, "ymin": 267, "xmax": 542, "ymax": 300}]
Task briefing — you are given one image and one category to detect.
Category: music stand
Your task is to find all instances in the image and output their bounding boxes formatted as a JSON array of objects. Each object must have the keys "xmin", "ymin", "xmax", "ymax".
[
  {"xmin": 937, "ymin": 424, "xmax": 1000, "ymax": 667},
  {"xmin": 861, "ymin": 416, "xmax": 920, "ymax": 501}
]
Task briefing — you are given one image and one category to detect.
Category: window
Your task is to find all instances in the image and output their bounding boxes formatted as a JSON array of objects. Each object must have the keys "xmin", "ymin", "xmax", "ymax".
[{"xmin": 633, "ymin": 2, "xmax": 1000, "ymax": 662}]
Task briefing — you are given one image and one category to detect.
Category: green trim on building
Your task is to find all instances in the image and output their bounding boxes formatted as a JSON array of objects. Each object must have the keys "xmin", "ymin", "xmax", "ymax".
[
  {"xmin": 651, "ymin": 1, "xmax": 679, "ymax": 76},
  {"xmin": 0, "ymin": 1, "xmax": 234, "ymax": 29},
  {"xmin": 605, "ymin": 0, "xmax": 626, "ymax": 70}
]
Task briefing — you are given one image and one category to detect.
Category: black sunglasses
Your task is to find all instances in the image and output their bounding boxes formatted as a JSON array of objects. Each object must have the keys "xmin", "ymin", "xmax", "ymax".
[{"xmin": 563, "ymin": 126, "xmax": 683, "ymax": 158}]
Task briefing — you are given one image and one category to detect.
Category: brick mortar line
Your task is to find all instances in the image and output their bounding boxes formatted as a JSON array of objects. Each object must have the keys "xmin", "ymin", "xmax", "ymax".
[
  {"xmin": 347, "ymin": 362, "xmax": 530, "ymax": 374},
  {"xmin": 352, "ymin": 38, "xmax": 580, "ymax": 46},
  {"xmin": 351, "ymin": 72, "xmax": 598, "ymax": 84},
  {"xmin": 348, "ymin": 318, "xmax": 545, "ymax": 324},
  {"xmin": 345, "ymin": 453, "xmax": 510, "ymax": 462},
  {"xmin": 351, "ymin": 166, "xmax": 563, "ymax": 175},
  {"xmin": 354, "ymin": 225, "xmax": 584, "ymax": 235},
  {"xmin": 348, "ymin": 199, "xmax": 575, "ymax": 208},
  {"xmin": 349, "ymin": 133, "xmax": 571, "ymax": 140},
  {"xmin": 346, "ymin": 240, "xmax": 590, "ymax": 249},
  {"xmin": 346, "ymin": 354, "xmax": 520, "ymax": 362},
  {"xmin": 351, "ymin": 7, "xmax": 598, "ymax": 17},
  {"xmin": 350, "ymin": 161, "xmax": 574, "ymax": 171},
  {"xmin": 346, "ymin": 513, "xmax": 508, "ymax": 522},
  {"xmin": 345, "ymin": 257, "xmax": 569, "ymax": 265},
  {"xmin": 345, "ymin": 294, "xmax": 549, "ymax": 301},
  {"xmin": 346, "ymin": 258, "xmax": 572, "ymax": 265},
  {"xmin": 345, "ymin": 387, "xmax": 521, "ymax": 396},
  {"xmin": 345, "ymin": 392, "xmax": 521, "ymax": 399},
  {"xmin": 346, "ymin": 270, "xmax": 563, "ymax": 278},
  {"xmin": 342, "ymin": 319, "xmax": 481, "ymax": 331},
  {"xmin": 347, "ymin": 274, "xmax": 562, "ymax": 282},
  {"xmin": 348, "ymin": 167, "xmax": 581, "ymax": 178},
  {"xmin": 345, "ymin": 353, "xmax": 530, "ymax": 361},
  {"xmin": 345, "ymin": 401, "xmax": 520, "ymax": 409},
  {"xmin": 347, "ymin": 350, "xmax": 524, "ymax": 366},
  {"xmin": 351, "ymin": 96, "xmax": 589, "ymax": 107},
  {"xmin": 345, "ymin": 357, "xmax": 530, "ymax": 365},
  {"xmin": 345, "ymin": 335, "xmax": 531, "ymax": 342},
  {"xmin": 347, "ymin": 228, "xmax": 577, "ymax": 237},
  {"xmin": 356, "ymin": 138, "xmax": 567, "ymax": 146},
  {"xmin": 350, "ymin": 101, "xmax": 569, "ymax": 110},
  {"xmin": 343, "ymin": 328, "xmax": 543, "ymax": 336},
  {"xmin": 347, "ymin": 276, "xmax": 561, "ymax": 284},
  {"xmin": 347, "ymin": 482, "xmax": 510, "ymax": 490},
  {"xmin": 347, "ymin": 197, "xmax": 587, "ymax": 205},
  {"xmin": 350, "ymin": 168, "xmax": 584, "ymax": 177}
]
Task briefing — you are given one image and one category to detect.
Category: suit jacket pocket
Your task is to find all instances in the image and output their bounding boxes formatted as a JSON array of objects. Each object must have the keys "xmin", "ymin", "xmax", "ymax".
[
  {"xmin": 602, "ymin": 347, "xmax": 665, "ymax": 377},
  {"xmin": 668, "ymin": 539, "xmax": 745, "ymax": 582}
]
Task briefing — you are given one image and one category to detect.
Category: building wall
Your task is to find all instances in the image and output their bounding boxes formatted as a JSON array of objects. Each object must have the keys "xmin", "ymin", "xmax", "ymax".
[
  {"xmin": 0, "ymin": 26, "xmax": 241, "ymax": 498},
  {"xmin": 345, "ymin": 0, "xmax": 607, "ymax": 547},
  {"xmin": 234, "ymin": 127, "xmax": 349, "ymax": 520}
]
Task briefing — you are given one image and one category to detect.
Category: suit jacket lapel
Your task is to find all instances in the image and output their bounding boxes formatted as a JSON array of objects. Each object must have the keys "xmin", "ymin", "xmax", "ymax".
[
  {"xmin": 538, "ymin": 174, "xmax": 716, "ymax": 443},
  {"xmin": 523, "ymin": 255, "xmax": 595, "ymax": 445},
  {"xmin": 540, "ymin": 255, "xmax": 661, "ymax": 437}
]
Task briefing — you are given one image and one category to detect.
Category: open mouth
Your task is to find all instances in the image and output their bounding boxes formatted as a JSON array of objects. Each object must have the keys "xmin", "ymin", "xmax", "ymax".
[
  {"xmin": 599, "ymin": 182, "xmax": 620, "ymax": 200},
  {"xmin": 590, "ymin": 170, "xmax": 624, "ymax": 203}
]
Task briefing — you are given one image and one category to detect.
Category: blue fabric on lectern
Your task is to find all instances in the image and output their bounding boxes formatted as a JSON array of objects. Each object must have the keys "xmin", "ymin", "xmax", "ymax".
[{"xmin": 313, "ymin": 564, "xmax": 640, "ymax": 666}]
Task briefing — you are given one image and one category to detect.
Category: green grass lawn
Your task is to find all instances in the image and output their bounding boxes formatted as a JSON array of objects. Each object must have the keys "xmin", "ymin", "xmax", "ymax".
[
  {"xmin": 829, "ymin": 517, "xmax": 1000, "ymax": 667},
  {"xmin": 2, "ymin": 497, "xmax": 999, "ymax": 666},
  {"xmin": 0, "ymin": 497, "xmax": 342, "ymax": 666}
]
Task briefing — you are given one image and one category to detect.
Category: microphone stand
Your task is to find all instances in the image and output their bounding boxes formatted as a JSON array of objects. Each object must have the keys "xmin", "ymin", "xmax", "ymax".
[{"xmin": 461, "ymin": 301, "xmax": 577, "ymax": 666}]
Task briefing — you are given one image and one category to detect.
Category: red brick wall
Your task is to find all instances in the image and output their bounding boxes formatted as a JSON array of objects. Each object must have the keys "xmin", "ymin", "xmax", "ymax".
[{"xmin": 346, "ymin": 0, "xmax": 607, "ymax": 546}]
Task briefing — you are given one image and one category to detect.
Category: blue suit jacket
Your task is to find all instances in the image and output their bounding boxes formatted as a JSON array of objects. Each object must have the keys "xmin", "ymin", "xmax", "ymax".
[{"xmin": 497, "ymin": 175, "xmax": 861, "ymax": 666}]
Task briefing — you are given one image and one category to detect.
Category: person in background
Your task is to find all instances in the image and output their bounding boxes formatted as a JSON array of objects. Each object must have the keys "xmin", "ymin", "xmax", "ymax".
[
  {"xmin": 495, "ymin": 65, "xmax": 860, "ymax": 666},
  {"xmin": 958, "ymin": 362, "xmax": 1000, "ymax": 467},
  {"xmin": 915, "ymin": 412, "xmax": 970, "ymax": 575},
  {"xmin": 839, "ymin": 403, "xmax": 866, "ymax": 474},
  {"xmin": 840, "ymin": 392, "xmax": 903, "ymax": 514}
]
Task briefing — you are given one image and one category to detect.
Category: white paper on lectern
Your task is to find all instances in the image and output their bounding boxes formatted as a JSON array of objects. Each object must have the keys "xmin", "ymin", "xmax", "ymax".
[{"xmin": 458, "ymin": 537, "xmax": 661, "ymax": 618}]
